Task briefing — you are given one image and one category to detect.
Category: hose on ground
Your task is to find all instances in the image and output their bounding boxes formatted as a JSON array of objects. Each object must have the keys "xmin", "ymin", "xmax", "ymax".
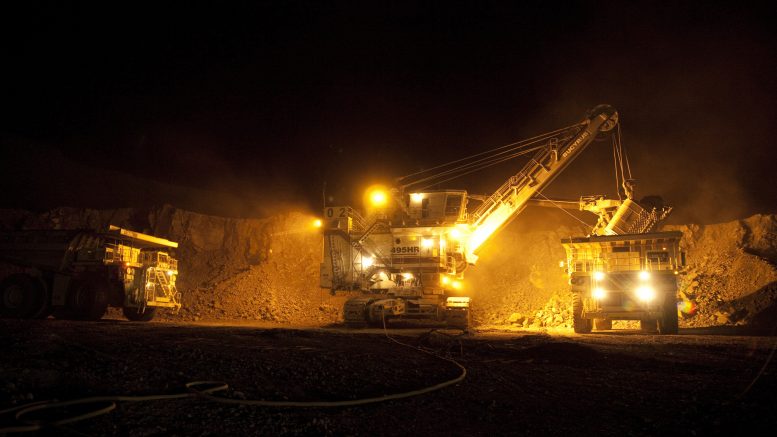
[{"xmin": 0, "ymin": 329, "xmax": 467, "ymax": 433}]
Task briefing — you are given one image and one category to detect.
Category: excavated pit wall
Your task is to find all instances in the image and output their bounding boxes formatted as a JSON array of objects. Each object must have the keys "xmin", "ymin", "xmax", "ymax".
[{"xmin": 1, "ymin": 207, "xmax": 775, "ymax": 329}]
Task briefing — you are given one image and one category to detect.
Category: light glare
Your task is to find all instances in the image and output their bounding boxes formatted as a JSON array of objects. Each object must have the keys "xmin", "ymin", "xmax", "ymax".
[
  {"xmin": 636, "ymin": 285, "xmax": 656, "ymax": 301},
  {"xmin": 370, "ymin": 190, "xmax": 387, "ymax": 206}
]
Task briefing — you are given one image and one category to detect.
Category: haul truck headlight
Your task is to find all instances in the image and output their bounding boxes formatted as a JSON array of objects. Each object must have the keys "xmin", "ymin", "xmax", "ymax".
[
  {"xmin": 639, "ymin": 270, "xmax": 651, "ymax": 281},
  {"xmin": 421, "ymin": 238, "xmax": 434, "ymax": 248},
  {"xmin": 441, "ymin": 275, "xmax": 451, "ymax": 285},
  {"xmin": 592, "ymin": 287, "xmax": 607, "ymax": 300},
  {"xmin": 451, "ymin": 280, "xmax": 463, "ymax": 290},
  {"xmin": 593, "ymin": 271, "xmax": 605, "ymax": 281},
  {"xmin": 636, "ymin": 285, "xmax": 656, "ymax": 302},
  {"xmin": 401, "ymin": 272, "xmax": 414, "ymax": 280},
  {"xmin": 410, "ymin": 193, "xmax": 424, "ymax": 203},
  {"xmin": 362, "ymin": 256, "xmax": 374, "ymax": 268}
]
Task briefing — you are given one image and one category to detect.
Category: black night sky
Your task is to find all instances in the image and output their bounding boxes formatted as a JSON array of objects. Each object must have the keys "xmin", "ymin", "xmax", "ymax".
[{"xmin": 2, "ymin": 1, "xmax": 775, "ymax": 225}]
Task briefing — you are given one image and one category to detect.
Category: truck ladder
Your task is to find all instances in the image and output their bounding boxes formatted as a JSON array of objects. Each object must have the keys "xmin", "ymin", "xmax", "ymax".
[
  {"xmin": 354, "ymin": 220, "xmax": 381, "ymax": 246},
  {"xmin": 147, "ymin": 268, "xmax": 181, "ymax": 311},
  {"xmin": 348, "ymin": 211, "xmax": 392, "ymax": 268},
  {"xmin": 327, "ymin": 234, "xmax": 345, "ymax": 289}
]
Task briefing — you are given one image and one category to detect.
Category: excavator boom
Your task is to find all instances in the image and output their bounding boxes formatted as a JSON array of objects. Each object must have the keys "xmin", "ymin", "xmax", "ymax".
[{"xmin": 465, "ymin": 105, "xmax": 619, "ymax": 256}]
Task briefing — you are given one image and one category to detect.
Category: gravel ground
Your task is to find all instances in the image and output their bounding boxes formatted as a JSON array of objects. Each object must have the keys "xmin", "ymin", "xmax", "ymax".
[{"xmin": 1, "ymin": 319, "xmax": 776, "ymax": 436}]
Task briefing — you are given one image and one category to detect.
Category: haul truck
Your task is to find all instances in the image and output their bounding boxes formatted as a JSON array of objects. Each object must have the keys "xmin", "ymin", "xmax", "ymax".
[
  {"xmin": 0, "ymin": 225, "xmax": 181, "ymax": 321},
  {"xmin": 321, "ymin": 104, "xmax": 674, "ymax": 330},
  {"xmin": 562, "ymin": 231, "xmax": 685, "ymax": 334}
]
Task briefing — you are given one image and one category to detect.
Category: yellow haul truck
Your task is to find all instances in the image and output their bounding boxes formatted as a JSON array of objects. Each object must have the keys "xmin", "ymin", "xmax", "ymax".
[
  {"xmin": 562, "ymin": 231, "xmax": 685, "ymax": 334},
  {"xmin": 0, "ymin": 225, "xmax": 181, "ymax": 321}
]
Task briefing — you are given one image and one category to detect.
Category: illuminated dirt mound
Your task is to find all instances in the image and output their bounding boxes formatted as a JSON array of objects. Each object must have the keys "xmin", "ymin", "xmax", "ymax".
[
  {"xmin": 471, "ymin": 214, "xmax": 777, "ymax": 330},
  {"xmin": 466, "ymin": 227, "xmax": 586, "ymax": 328},
  {"xmin": 156, "ymin": 208, "xmax": 346, "ymax": 325},
  {"xmin": 1, "ymin": 207, "xmax": 775, "ymax": 329},
  {"xmin": 666, "ymin": 215, "xmax": 777, "ymax": 330}
]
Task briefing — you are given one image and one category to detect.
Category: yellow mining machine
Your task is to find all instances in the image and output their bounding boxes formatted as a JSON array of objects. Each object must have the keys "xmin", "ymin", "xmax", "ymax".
[
  {"xmin": 321, "ymin": 105, "xmax": 678, "ymax": 331},
  {"xmin": 0, "ymin": 225, "xmax": 181, "ymax": 321},
  {"xmin": 562, "ymin": 231, "xmax": 684, "ymax": 334}
]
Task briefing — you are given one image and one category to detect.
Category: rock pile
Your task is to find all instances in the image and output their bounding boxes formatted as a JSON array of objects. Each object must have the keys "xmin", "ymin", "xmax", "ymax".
[
  {"xmin": 502, "ymin": 293, "xmax": 573, "ymax": 329},
  {"xmin": 468, "ymin": 226, "xmax": 585, "ymax": 327},
  {"xmin": 472, "ymin": 214, "xmax": 777, "ymax": 330},
  {"xmin": 667, "ymin": 215, "xmax": 777, "ymax": 329}
]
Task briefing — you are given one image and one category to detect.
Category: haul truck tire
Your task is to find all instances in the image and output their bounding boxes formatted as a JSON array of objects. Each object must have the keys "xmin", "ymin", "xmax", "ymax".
[
  {"xmin": 446, "ymin": 308, "xmax": 471, "ymax": 331},
  {"xmin": 594, "ymin": 319, "xmax": 612, "ymax": 331},
  {"xmin": 657, "ymin": 296, "xmax": 679, "ymax": 335},
  {"xmin": 572, "ymin": 293, "xmax": 592, "ymax": 334},
  {"xmin": 65, "ymin": 275, "xmax": 109, "ymax": 321},
  {"xmin": 0, "ymin": 274, "xmax": 49, "ymax": 319},
  {"xmin": 640, "ymin": 319, "xmax": 658, "ymax": 333},
  {"xmin": 123, "ymin": 306, "xmax": 157, "ymax": 322}
]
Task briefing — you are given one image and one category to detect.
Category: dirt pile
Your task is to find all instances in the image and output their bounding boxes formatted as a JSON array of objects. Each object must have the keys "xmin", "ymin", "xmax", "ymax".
[
  {"xmin": 499, "ymin": 293, "xmax": 573, "ymax": 329},
  {"xmin": 666, "ymin": 215, "xmax": 777, "ymax": 329},
  {"xmin": 467, "ymin": 226, "xmax": 586, "ymax": 327},
  {"xmin": 473, "ymin": 214, "xmax": 777, "ymax": 330},
  {"xmin": 156, "ymin": 208, "xmax": 345, "ymax": 325}
]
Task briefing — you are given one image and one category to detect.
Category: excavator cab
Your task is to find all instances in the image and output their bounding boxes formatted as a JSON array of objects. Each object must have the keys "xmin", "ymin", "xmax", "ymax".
[{"xmin": 402, "ymin": 190, "xmax": 467, "ymax": 225}]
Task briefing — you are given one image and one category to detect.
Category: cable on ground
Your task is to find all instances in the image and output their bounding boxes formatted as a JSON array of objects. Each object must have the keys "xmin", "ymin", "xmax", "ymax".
[{"xmin": 0, "ymin": 326, "xmax": 467, "ymax": 433}]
